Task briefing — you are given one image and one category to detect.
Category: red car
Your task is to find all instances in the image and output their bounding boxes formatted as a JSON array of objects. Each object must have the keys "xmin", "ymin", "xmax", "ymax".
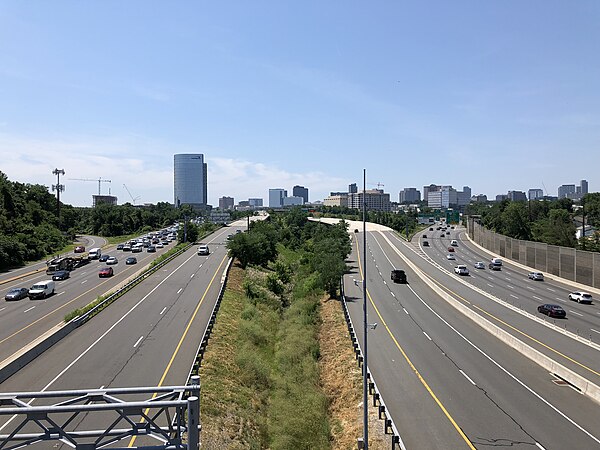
[
  {"xmin": 447, "ymin": 247, "xmax": 455, "ymax": 252},
  {"xmin": 99, "ymin": 267, "xmax": 114, "ymax": 278},
  {"xmin": 74, "ymin": 245, "xmax": 85, "ymax": 253}
]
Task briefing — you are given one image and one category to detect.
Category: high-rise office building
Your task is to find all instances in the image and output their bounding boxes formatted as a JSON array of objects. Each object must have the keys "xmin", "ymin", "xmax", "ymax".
[
  {"xmin": 174, "ymin": 154, "xmax": 207, "ymax": 207},
  {"xmin": 580, "ymin": 180, "xmax": 588, "ymax": 196},
  {"xmin": 508, "ymin": 190, "xmax": 527, "ymax": 201},
  {"xmin": 249, "ymin": 198, "xmax": 263, "ymax": 207},
  {"xmin": 349, "ymin": 183, "xmax": 358, "ymax": 194},
  {"xmin": 558, "ymin": 184, "xmax": 576, "ymax": 199},
  {"xmin": 399, "ymin": 187, "xmax": 421, "ymax": 204},
  {"xmin": 269, "ymin": 189, "xmax": 287, "ymax": 207},
  {"xmin": 457, "ymin": 186, "xmax": 471, "ymax": 207},
  {"xmin": 348, "ymin": 189, "xmax": 391, "ymax": 211},
  {"xmin": 292, "ymin": 185, "xmax": 309, "ymax": 204},
  {"xmin": 219, "ymin": 196, "xmax": 234, "ymax": 210},
  {"xmin": 528, "ymin": 189, "xmax": 544, "ymax": 200}
]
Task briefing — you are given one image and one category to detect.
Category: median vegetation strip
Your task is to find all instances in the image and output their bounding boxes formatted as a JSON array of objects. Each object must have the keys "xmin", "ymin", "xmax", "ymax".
[{"xmin": 199, "ymin": 209, "xmax": 387, "ymax": 449}]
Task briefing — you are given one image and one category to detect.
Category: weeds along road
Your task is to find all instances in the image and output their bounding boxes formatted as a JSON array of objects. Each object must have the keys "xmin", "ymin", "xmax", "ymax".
[
  {"xmin": 0, "ymin": 225, "xmax": 242, "ymax": 448},
  {"xmin": 344, "ymin": 228, "xmax": 600, "ymax": 450}
]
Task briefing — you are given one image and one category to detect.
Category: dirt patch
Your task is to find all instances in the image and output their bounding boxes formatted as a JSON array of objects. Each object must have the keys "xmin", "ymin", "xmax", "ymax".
[{"xmin": 319, "ymin": 296, "xmax": 389, "ymax": 450}]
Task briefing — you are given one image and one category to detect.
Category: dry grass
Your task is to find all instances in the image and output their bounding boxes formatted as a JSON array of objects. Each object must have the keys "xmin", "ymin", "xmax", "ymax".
[{"xmin": 319, "ymin": 296, "xmax": 388, "ymax": 450}]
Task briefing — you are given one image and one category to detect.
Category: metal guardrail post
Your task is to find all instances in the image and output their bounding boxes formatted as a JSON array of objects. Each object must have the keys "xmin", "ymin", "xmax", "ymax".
[{"xmin": 187, "ymin": 396, "xmax": 199, "ymax": 449}]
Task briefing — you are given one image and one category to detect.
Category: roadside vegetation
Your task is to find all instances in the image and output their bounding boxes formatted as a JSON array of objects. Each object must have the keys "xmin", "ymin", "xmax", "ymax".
[
  {"xmin": 199, "ymin": 208, "xmax": 387, "ymax": 448},
  {"xmin": 466, "ymin": 193, "xmax": 600, "ymax": 251}
]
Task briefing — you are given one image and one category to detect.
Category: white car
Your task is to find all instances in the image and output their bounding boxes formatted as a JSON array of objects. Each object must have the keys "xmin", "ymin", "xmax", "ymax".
[
  {"xmin": 568, "ymin": 292, "xmax": 593, "ymax": 304},
  {"xmin": 474, "ymin": 261, "xmax": 485, "ymax": 269},
  {"xmin": 450, "ymin": 239, "xmax": 458, "ymax": 247},
  {"xmin": 454, "ymin": 265, "xmax": 469, "ymax": 275},
  {"xmin": 106, "ymin": 256, "xmax": 118, "ymax": 265},
  {"xmin": 197, "ymin": 244, "xmax": 210, "ymax": 256},
  {"xmin": 156, "ymin": 242, "xmax": 164, "ymax": 248},
  {"xmin": 446, "ymin": 254, "xmax": 455, "ymax": 260},
  {"xmin": 528, "ymin": 272, "xmax": 544, "ymax": 281}
]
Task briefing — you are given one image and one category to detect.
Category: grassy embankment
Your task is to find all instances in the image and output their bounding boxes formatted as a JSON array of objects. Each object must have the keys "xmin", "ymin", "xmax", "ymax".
[{"xmin": 199, "ymin": 246, "xmax": 387, "ymax": 449}]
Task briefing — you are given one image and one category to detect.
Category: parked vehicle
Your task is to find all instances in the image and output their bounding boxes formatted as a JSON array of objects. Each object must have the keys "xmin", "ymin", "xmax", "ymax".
[
  {"xmin": 391, "ymin": 269, "xmax": 407, "ymax": 284},
  {"xmin": 89, "ymin": 248, "xmax": 102, "ymax": 260},
  {"xmin": 52, "ymin": 270, "xmax": 70, "ymax": 281},
  {"xmin": 528, "ymin": 272, "xmax": 544, "ymax": 281},
  {"xmin": 568, "ymin": 292, "xmax": 593, "ymax": 304},
  {"xmin": 5, "ymin": 287, "xmax": 29, "ymax": 301},
  {"xmin": 537, "ymin": 304, "xmax": 566, "ymax": 318},
  {"xmin": 29, "ymin": 280, "xmax": 55, "ymax": 299}
]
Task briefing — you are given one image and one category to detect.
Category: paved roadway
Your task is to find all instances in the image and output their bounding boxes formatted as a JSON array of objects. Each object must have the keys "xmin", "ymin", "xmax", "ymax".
[
  {"xmin": 0, "ymin": 235, "xmax": 107, "ymax": 285},
  {"xmin": 0, "ymin": 236, "xmax": 173, "ymax": 364},
  {"xmin": 0, "ymin": 222, "xmax": 247, "ymax": 448},
  {"xmin": 344, "ymin": 229, "xmax": 600, "ymax": 449}
]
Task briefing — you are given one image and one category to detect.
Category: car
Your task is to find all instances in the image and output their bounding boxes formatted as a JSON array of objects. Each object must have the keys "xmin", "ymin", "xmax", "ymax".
[
  {"xmin": 236, "ymin": 229, "xmax": 242, "ymax": 234},
  {"xmin": 52, "ymin": 270, "xmax": 70, "ymax": 281},
  {"xmin": 146, "ymin": 245, "xmax": 156, "ymax": 253},
  {"xmin": 354, "ymin": 229, "xmax": 359, "ymax": 233},
  {"xmin": 131, "ymin": 245, "xmax": 142, "ymax": 253},
  {"xmin": 450, "ymin": 239, "xmax": 458, "ymax": 246},
  {"xmin": 74, "ymin": 245, "xmax": 85, "ymax": 253},
  {"xmin": 28, "ymin": 280, "xmax": 55, "ymax": 299},
  {"xmin": 446, "ymin": 254, "xmax": 455, "ymax": 260},
  {"xmin": 474, "ymin": 262, "xmax": 485, "ymax": 269},
  {"xmin": 125, "ymin": 257, "xmax": 137, "ymax": 265},
  {"xmin": 451, "ymin": 226, "xmax": 455, "ymax": 229},
  {"xmin": 447, "ymin": 246, "xmax": 455, "ymax": 252},
  {"xmin": 528, "ymin": 272, "xmax": 544, "ymax": 281},
  {"xmin": 423, "ymin": 241, "xmax": 429, "ymax": 247},
  {"xmin": 440, "ymin": 232, "xmax": 445, "ymax": 237},
  {"xmin": 391, "ymin": 269, "xmax": 407, "ymax": 284},
  {"xmin": 422, "ymin": 234, "xmax": 427, "ymax": 239},
  {"xmin": 98, "ymin": 254, "xmax": 110, "ymax": 262},
  {"xmin": 489, "ymin": 263, "xmax": 502, "ymax": 270},
  {"xmin": 429, "ymin": 228, "xmax": 434, "ymax": 231},
  {"xmin": 99, "ymin": 267, "xmax": 114, "ymax": 277},
  {"xmin": 537, "ymin": 304, "xmax": 566, "ymax": 318},
  {"xmin": 568, "ymin": 292, "xmax": 593, "ymax": 304},
  {"xmin": 155, "ymin": 242, "xmax": 164, "ymax": 248},
  {"xmin": 106, "ymin": 256, "xmax": 118, "ymax": 265},
  {"xmin": 5, "ymin": 287, "xmax": 28, "ymax": 301},
  {"xmin": 122, "ymin": 245, "xmax": 131, "ymax": 252},
  {"xmin": 454, "ymin": 265, "xmax": 469, "ymax": 275},
  {"xmin": 197, "ymin": 244, "xmax": 210, "ymax": 256},
  {"xmin": 116, "ymin": 244, "xmax": 124, "ymax": 250}
]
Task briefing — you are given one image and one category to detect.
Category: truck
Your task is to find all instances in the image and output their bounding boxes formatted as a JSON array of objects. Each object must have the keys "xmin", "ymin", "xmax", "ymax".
[
  {"xmin": 46, "ymin": 257, "xmax": 75, "ymax": 275},
  {"xmin": 89, "ymin": 248, "xmax": 102, "ymax": 259}
]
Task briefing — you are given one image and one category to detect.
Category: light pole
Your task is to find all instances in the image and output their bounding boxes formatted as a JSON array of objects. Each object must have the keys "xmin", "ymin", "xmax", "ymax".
[
  {"xmin": 362, "ymin": 168, "xmax": 369, "ymax": 449},
  {"xmin": 52, "ymin": 168, "xmax": 65, "ymax": 228}
]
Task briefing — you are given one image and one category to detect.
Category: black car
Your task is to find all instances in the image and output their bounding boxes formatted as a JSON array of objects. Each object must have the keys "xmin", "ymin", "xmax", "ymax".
[
  {"xmin": 5, "ymin": 287, "xmax": 28, "ymax": 301},
  {"xmin": 391, "ymin": 269, "xmax": 407, "ymax": 284},
  {"xmin": 537, "ymin": 304, "xmax": 566, "ymax": 318},
  {"xmin": 146, "ymin": 246, "xmax": 156, "ymax": 253},
  {"xmin": 99, "ymin": 254, "xmax": 110, "ymax": 262},
  {"xmin": 423, "ymin": 241, "xmax": 429, "ymax": 247},
  {"xmin": 125, "ymin": 257, "xmax": 137, "ymax": 265},
  {"xmin": 422, "ymin": 234, "xmax": 427, "ymax": 238},
  {"xmin": 116, "ymin": 244, "xmax": 124, "ymax": 250},
  {"xmin": 429, "ymin": 228, "xmax": 433, "ymax": 231},
  {"xmin": 52, "ymin": 270, "xmax": 70, "ymax": 281}
]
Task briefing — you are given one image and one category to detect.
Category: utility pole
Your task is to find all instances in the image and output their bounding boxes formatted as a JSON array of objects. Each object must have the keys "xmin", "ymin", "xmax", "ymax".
[{"xmin": 52, "ymin": 168, "xmax": 65, "ymax": 228}]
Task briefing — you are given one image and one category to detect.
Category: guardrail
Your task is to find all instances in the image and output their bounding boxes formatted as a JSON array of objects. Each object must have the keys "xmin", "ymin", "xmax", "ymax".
[
  {"xmin": 0, "ymin": 242, "xmax": 195, "ymax": 384},
  {"xmin": 183, "ymin": 258, "xmax": 233, "ymax": 386},
  {"xmin": 340, "ymin": 280, "xmax": 407, "ymax": 450}
]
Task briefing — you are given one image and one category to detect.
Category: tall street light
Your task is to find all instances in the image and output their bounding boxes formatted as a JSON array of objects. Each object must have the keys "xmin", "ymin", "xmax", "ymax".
[{"xmin": 52, "ymin": 168, "xmax": 65, "ymax": 228}]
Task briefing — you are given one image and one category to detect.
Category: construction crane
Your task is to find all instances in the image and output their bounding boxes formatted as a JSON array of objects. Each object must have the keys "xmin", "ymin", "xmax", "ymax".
[
  {"xmin": 123, "ymin": 184, "xmax": 141, "ymax": 205},
  {"xmin": 68, "ymin": 177, "xmax": 112, "ymax": 195}
]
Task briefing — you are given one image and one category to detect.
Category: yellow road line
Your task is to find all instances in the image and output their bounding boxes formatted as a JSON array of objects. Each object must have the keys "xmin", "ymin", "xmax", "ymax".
[
  {"xmin": 355, "ymin": 238, "xmax": 475, "ymax": 449},
  {"xmin": 128, "ymin": 253, "xmax": 228, "ymax": 447},
  {"xmin": 427, "ymin": 275, "xmax": 600, "ymax": 379}
]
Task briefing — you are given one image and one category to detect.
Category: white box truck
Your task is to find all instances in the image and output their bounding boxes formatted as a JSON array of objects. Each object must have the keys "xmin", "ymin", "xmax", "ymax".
[{"xmin": 89, "ymin": 248, "xmax": 102, "ymax": 259}]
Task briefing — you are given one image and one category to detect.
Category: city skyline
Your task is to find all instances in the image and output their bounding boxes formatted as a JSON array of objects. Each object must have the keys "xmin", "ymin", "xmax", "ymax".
[{"xmin": 1, "ymin": 2, "xmax": 599, "ymax": 207}]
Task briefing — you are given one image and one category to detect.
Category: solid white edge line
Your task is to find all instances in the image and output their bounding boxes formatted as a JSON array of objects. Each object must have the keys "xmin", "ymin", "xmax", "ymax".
[
  {"xmin": 371, "ymin": 232, "xmax": 600, "ymax": 445},
  {"xmin": 422, "ymin": 331, "xmax": 432, "ymax": 341},
  {"xmin": 535, "ymin": 442, "xmax": 546, "ymax": 450},
  {"xmin": 403, "ymin": 308, "xmax": 409, "ymax": 315}
]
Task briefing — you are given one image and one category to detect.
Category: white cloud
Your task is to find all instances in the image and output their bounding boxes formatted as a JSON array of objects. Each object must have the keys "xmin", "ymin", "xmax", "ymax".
[{"xmin": 0, "ymin": 133, "xmax": 347, "ymax": 207}]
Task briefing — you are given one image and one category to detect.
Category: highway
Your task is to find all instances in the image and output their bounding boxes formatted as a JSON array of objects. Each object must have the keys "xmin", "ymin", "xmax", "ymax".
[
  {"xmin": 342, "ymin": 223, "xmax": 600, "ymax": 449},
  {"xmin": 0, "ymin": 236, "xmax": 175, "ymax": 364},
  {"xmin": 0, "ymin": 223, "xmax": 244, "ymax": 448}
]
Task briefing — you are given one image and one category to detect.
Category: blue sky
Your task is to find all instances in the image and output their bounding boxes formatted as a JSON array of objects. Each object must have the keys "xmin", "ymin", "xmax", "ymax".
[{"xmin": 1, "ymin": 1, "xmax": 599, "ymax": 207}]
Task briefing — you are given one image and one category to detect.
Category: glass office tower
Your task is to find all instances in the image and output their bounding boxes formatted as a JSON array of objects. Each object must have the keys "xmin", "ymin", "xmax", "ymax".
[{"xmin": 174, "ymin": 154, "xmax": 207, "ymax": 207}]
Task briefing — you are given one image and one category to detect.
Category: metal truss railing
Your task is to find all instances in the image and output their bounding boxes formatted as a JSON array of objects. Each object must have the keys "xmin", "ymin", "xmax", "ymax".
[{"xmin": 0, "ymin": 382, "xmax": 200, "ymax": 449}]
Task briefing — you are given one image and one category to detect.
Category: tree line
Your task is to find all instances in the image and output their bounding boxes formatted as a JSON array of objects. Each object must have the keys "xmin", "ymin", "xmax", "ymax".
[
  {"xmin": 0, "ymin": 171, "xmax": 203, "ymax": 270},
  {"xmin": 465, "ymin": 194, "xmax": 600, "ymax": 251}
]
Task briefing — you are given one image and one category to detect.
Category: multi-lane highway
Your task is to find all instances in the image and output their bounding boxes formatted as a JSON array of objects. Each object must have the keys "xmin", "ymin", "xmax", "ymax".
[
  {"xmin": 0, "ymin": 222, "xmax": 245, "ymax": 448},
  {"xmin": 340, "ymin": 220, "xmax": 600, "ymax": 449}
]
